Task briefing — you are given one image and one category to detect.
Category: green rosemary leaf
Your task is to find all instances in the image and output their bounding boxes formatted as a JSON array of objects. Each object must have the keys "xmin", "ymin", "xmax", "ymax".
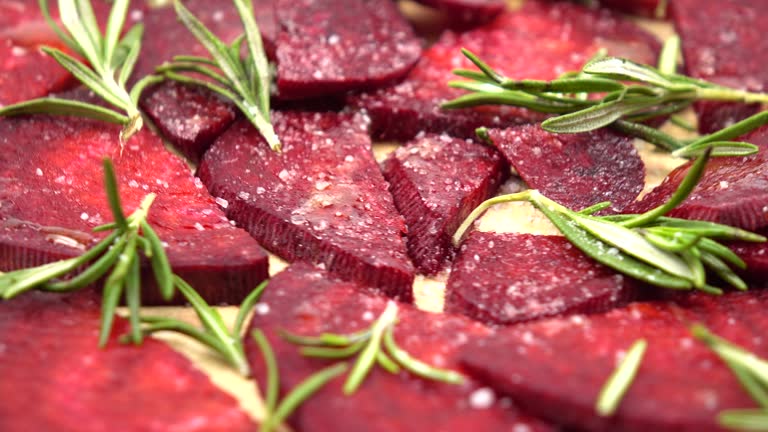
[
  {"xmin": 252, "ymin": 329, "xmax": 280, "ymax": 415},
  {"xmin": 103, "ymin": 159, "xmax": 129, "ymax": 230},
  {"xmin": 460, "ymin": 48, "xmax": 504, "ymax": 83},
  {"xmin": 59, "ymin": 0, "xmax": 102, "ymax": 69},
  {"xmin": 300, "ymin": 341, "xmax": 366, "ymax": 359},
  {"xmin": 376, "ymin": 350, "xmax": 401, "ymax": 374},
  {"xmin": 279, "ymin": 329, "xmax": 367, "ymax": 347},
  {"xmin": 156, "ymin": 62, "xmax": 233, "ymax": 89},
  {"xmin": 138, "ymin": 317, "xmax": 230, "ymax": 355},
  {"xmin": 650, "ymin": 218, "xmax": 766, "ymax": 243},
  {"xmin": 0, "ymin": 98, "xmax": 129, "ymax": 124},
  {"xmin": 684, "ymin": 111, "xmax": 768, "ymax": 151},
  {"xmin": 577, "ymin": 201, "xmax": 613, "ymax": 216},
  {"xmin": 43, "ymin": 233, "xmax": 125, "ymax": 291},
  {"xmin": 611, "ymin": 120, "xmax": 683, "ymax": 152},
  {"xmin": 697, "ymin": 238, "xmax": 747, "ymax": 270},
  {"xmin": 730, "ymin": 364, "xmax": 768, "ymax": 409},
  {"xmin": 642, "ymin": 229, "xmax": 700, "ymax": 252},
  {"xmin": 583, "ymin": 57, "xmax": 676, "ymax": 89},
  {"xmin": 232, "ymin": 0, "xmax": 271, "ymax": 116},
  {"xmin": 128, "ymin": 74, "xmax": 163, "ymax": 104},
  {"xmin": 657, "ymin": 35, "xmax": 681, "ymax": 76},
  {"xmin": 691, "ymin": 324, "xmax": 768, "ymax": 389},
  {"xmin": 452, "ymin": 68, "xmax": 498, "ymax": 84},
  {"xmin": 541, "ymin": 97, "xmax": 658, "ymax": 133},
  {"xmin": 2, "ymin": 258, "xmax": 86, "ymax": 298},
  {"xmin": 595, "ymin": 339, "xmax": 647, "ymax": 417},
  {"xmin": 160, "ymin": 71, "xmax": 241, "ymax": 108},
  {"xmin": 344, "ymin": 301, "xmax": 398, "ymax": 395},
  {"xmin": 699, "ymin": 251, "xmax": 748, "ymax": 291},
  {"xmin": 117, "ymin": 24, "xmax": 143, "ymax": 87},
  {"xmin": 499, "ymin": 77, "xmax": 625, "ymax": 93},
  {"xmin": 233, "ymin": 280, "xmax": 269, "ymax": 337},
  {"xmin": 39, "ymin": 0, "xmax": 79, "ymax": 53},
  {"xmin": 264, "ymin": 362, "xmax": 349, "ymax": 432},
  {"xmin": 443, "ymin": 90, "xmax": 577, "ymax": 114},
  {"xmin": 99, "ymin": 245, "xmax": 131, "ymax": 348},
  {"xmin": 125, "ymin": 252, "xmax": 142, "ymax": 345},
  {"xmin": 670, "ymin": 114, "xmax": 697, "ymax": 132},
  {"xmin": 674, "ymin": 141, "xmax": 759, "ymax": 158},
  {"xmin": 42, "ymin": 47, "xmax": 128, "ymax": 110},
  {"xmin": 140, "ymin": 220, "xmax": 174, "ymax": 301},
  {"xmin": 383, "ymin": 325, "xmax": 465, "ymax": 385},
  {"xmin": 719, "ymin": 409, "xmax": 768, "ymax": 431},
  {"xmin": 681, "ymin": 247, "xmax": 706, "ymax": 288},
  {"xmin": 103, "ymin": 0, "xmax": 130, "ymax": 64},
  {"xmin": 171, "ymin": 55, "xmax": 219, "ymax": 66}
]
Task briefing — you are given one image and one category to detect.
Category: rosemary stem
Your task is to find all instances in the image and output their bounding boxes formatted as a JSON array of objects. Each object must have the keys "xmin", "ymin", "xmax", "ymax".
[
  {"xmin": 452, "ymin": 191, "xmax": 533, "ymax": 246},
  {"xmin": 696, "ymin": 87, "xmax": 768, "ymax": 104}
]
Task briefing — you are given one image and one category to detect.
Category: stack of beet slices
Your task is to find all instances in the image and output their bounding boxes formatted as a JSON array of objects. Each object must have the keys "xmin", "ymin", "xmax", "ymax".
[{"xmin": 2, "ymin": 0, "xmax": 768, "ymax": 431}]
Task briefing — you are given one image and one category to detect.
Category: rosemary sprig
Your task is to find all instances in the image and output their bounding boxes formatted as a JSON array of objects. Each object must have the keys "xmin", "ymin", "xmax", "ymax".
[
  {"xmin": 595, "ymin": 339, "xmax": 647, "ymax": 417},
  {"xmin": 0, "ymin": 158, "xmax": 174, "ymax": 346},
  {"xmin": 158, "ymin": 0, "xmax": 280, "ymax": 151},
  {"xmin": 453, "ymin": 148, "xmax": 766, "ymax": 292},
  {"xmin": 0, "ymin": 0, "xmax": 161, "ymax": 142},
  {"xmin": 443, "ymin": 38, "xmax": 768, "ymax": 157},
  {"xmin": 281, "ymin": 300, "xmax": 466, "ymax": 395},
  {"xmin": 133, "ymin": 278, "xmax": 269, "ymax": 376},
  {"xmin": 252, "ymin": 330, "xmax": 349, "ymax": 432},
  {"xmin": 691, "ymin": 324, "xmax": 768, "ymax": 430}
]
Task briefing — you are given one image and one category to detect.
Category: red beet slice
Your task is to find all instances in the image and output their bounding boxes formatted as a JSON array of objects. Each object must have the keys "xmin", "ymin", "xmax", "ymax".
[
  {"xmin": 488, "ymin": 125, "xmax": 645, "ymax": 213},
  {"xmin": 671, "ymin": 0, "xmax": 768, "ymax": 133},
  {"xmin": 625, "ymin": 126, "xmax": 768, "ymax": 231},
  {"xmin": 199, "ymin": 111, "xmax": 415, "ymax": 300},
  {"xmin": 410, "ymin": 0, "xmax": 506, "ymax": 27},
  {"xmin": 459, "ymin": 291, "xmax": 768, "ymax": 431},
  {"xmin": 725, "ymin": 227, "xmax": 768, "ymax": 282},
  {"xmin": 350, "ymin": 0, "xmax": 660, "ymax": 141},
  {"xmin": 446, "ymin": 232, "xmax": 638, "ymax": 326},
  {"xmin": 0, "ymin": 291, "xmax": 255, "ymax": 432},
  {"xmin": 0, "ymin": 38, "xmax": 72, "ymax": 105},
  {"xmin": 0, "ymin": 115, "xmax": 268, "ymax": 304},
  {"xmin": 244, "ymin": 262, "xmax": 554, "ymax": 432},
  {"xmin": 587, "ymin": 0, "xmax": 665, "ymax": 17},
  {"xmin": 381, "ymin": 134, "xmax": 508, "ymax": 274},
  {"xmin": 136, "ymin": 0, "xmax": 278, "ymax": 161},
  {"xmin": 273, "ymin": 0, "xmax": 422, "ymax": 99}
]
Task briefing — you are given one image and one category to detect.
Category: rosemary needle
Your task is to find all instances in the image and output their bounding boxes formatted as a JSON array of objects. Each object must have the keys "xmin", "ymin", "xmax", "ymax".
[
  {"xmin": 282, "ymin": 300, "xmax": 466, "ymax": 395},
  {"xmin": 595, "ymin": 339, "xmax": 647, "ymax": 417},
  {"xmin": 0, "ymin": 0, "xmax": 162, "ymax": 142},
  {"xmin": 453, "ymin": 147, "xmax": 766, "ymax": 292}
]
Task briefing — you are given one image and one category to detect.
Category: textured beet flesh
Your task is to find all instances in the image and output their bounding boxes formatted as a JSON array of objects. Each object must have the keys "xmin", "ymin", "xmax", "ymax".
[
  {"xmin": 0, "ymin": 38, "xmax": 72, "ymax": 105},
  {"xmin": 446, "ymin": 232, "xmax": 638, "ymax": 326},
  {"xmin": 199, "ymin": 111, "xmax": 415, "ymax": 301},
  {"xmin": 460, "ymin": 291, "xmax": 768, "ymax": 431},
  {"xmin": 0, "ymin": 115, "xmax": 268, "ymax": 304},
  {"xmin": 488, "ymin": 125, "xmax": 645, "ymax": 213},
  {"xmin": 671, "ymin": 0, "xmax": 768, "ymax": 133},
  {"xmin": 135, "ymin": 0, "xmax": 276, "ymax": 160},
  {"xmin": 409, "ymin": 0, "xmax": 506, "ymax": 27},
  {"xmin": 589, "ymin": 0, "xmax": 664, "ymax": 17},
  {"xmin": 350, "ymin": 0, "xmax": 660, "ymax": 141},
  {"xmin": 244, "ymin": 262, "xmax": 554, "ymax": 432},
  {"xmin": 625, "ymin": 126, "xmax": 768, "ymax": 231},
  {"xmin": 273, "ymin": 0, "xmax": 421, "ymax": 99},
  {"xmin": 381, "ymin": 134, "xmax": 508, "ymax": 274},
  {"xmin": 0, "ymin": 291, "xmax": 255, "ymax": 432}
]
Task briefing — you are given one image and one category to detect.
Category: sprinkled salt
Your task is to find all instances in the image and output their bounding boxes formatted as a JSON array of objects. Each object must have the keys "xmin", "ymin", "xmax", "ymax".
[{"xmin": 468, "ymin": 387, "xmax": 496, "ymax": 409}]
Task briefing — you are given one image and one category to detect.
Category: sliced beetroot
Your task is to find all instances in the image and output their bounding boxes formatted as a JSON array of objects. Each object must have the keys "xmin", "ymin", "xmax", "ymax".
[
  {"xmin": 587, "ymin": 0, "xmax": 665, "ymax": 17},
  {"xmin": 625, "ymin": 126, "xmax": 768, "ymax": 231},
  {"xmin": 199, "ymin": 111, "xmax": 415, "ymax": 301},
  {"xmin": 726, "ymin": 227, "xmax": 768, "ymax": 282},
  {"xmin": 0, "ymin": 115, "xmax": 268, "ymax": 304},
  {"xmin": 671, "ymin": 0, "xmax": 768, "ymax": 133},
  {"xmin": 381, "ymin": 134, "xmax": 507, "ymax": 274},
  {"xmin": 488, "ymin": 125, "xmax": 645, "ymax": 213},
  {"xmin": 349, "ymin": 0, "xmax": 660, "ymax": 141},
  {"xmin": 0, "ymin": 38, "xmax": 72, "ymax": 105},
  {"xmin": 0, "ymin": 291, "xmax": 255, "ymax": 432},
  {"xmin": 244, "ymin": 262, "xmax": 554, "ymax": 432},
  {"xmin": 140, "ymin": 82, "xmax": 237, "ymax": 164},
  {"xmin": 459, "ymin": 290, "xmax": 768, "ymax": 431},
  {"xmin": 273, "ymin": 0, "xmax": 422, "ymax": 99},
  {"xmin": 408, "ymin": 0, "xmax": 506, "ymax": 27},
  {"xmin": 445, "ymin": 232, "xmax": 638, "ymax": 326},
  {"xmin": 135, "ymin": 0, "xmax": 278, "ymax": 159}
]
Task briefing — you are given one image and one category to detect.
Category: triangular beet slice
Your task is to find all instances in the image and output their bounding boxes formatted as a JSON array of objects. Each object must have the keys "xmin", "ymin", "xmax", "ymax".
[
  {"xmin": 411, "ymin": 0, "xmax": 505, "ymax": 27},
  {"xmin": 670, "ymin": 0, "xmax": 768, "ymax": 133},
  {"xmin": 624, "ymin": 126, "xmax": 768, "ymax": 231},
  {"xmin": 487, "ymin": 125, "xmax": 645, "ymax": 213},
  {"xmin": 0, "ymin": 291, "xmax": 255, "ymax": 432},
  {"xmin": 0, "ymin": 115, "xmax": 268, "ymax": 304},
  {"xmin": 349, "ymin": 0, "xmax": 660, "ymax": 142},
  {"xmin": 459, "ymin": 291, "xmax": 768, "ymax": 431},
  {"xmin": 244, "ymin": 262, "xmax": 555, "ymax": 432},
  {"xmin": 445, "ymin": 232, "xmax": 638, "ymax": 326},
  {"xmin": 381, "ymin": 134, "xmax": 508, "ymax": 274},
  {"xmin": 198, "ymin": 111, "xmax": 415, "ymax": 300},
  {"xmin": 0, "ymin": 38, "xmax": 72, "ymax": 105},
  {"xmin": 273, "ymin": 0, "xmax": 422, "ymax": 99},
  {"xmin": 135, "ymin": 0, "xmax": 276, "ymax": 161}
]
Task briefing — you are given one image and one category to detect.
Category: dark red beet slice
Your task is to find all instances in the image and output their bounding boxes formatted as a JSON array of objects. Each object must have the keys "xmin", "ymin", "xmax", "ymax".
[
  {"xmin": 0, "ymin": 115, "xmax": 268, "ymax": 304},
  {"xmin": 135, "ymin": 0, "xmax": 277, "ymax": 161},
  {"xmin": 588, "ymin": 0, "xmax": 665, "ymax": 17},
  {"xmin": 459, "ymin": 291, "xmax": 768, "ymax": 431},
  {"xmin": 0, "ymin": 38, "xmax": 72, "ymax": 105},
  {"xmin": 671, "ymin": 0, "xmax": 768, "ymax": 133},
  {"xmin": 349, "ymin": 0, "xmax": 660, "ymax": 142},
  {"xmin": 726, "ymin": 227, "xmax": 768, "ymax": 282},
  {"xmin": 488, "ymin": 125, "xmax": 645, "ymax": 213},
  {"xmin": 0, "ymin": 291, "xmax": 255, "ymax": 432},
  {"xmin": 273, "ymin": 0, "xmax": 422, "ymax": 99},
  {"xmin": 410, "ymin": 0, "xmax": 505, "ymax": 27},
  {"xmin": 625, "ymin": 126, "xmax": 768, "ymax": 231},
  {"xmin": 199, "ymin": 111, "xmax": 415, "ymax": 301},
  {"xmin": 445, "ymin": 232, "xmax": 638, "ymax": 326},
  {"xmin": 381, "ymin": 134, "xmax": 508, "ymax": 274},
  {"xmin": 244, "ymin": 262, "xmax": 554, "ymax": 432}
]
